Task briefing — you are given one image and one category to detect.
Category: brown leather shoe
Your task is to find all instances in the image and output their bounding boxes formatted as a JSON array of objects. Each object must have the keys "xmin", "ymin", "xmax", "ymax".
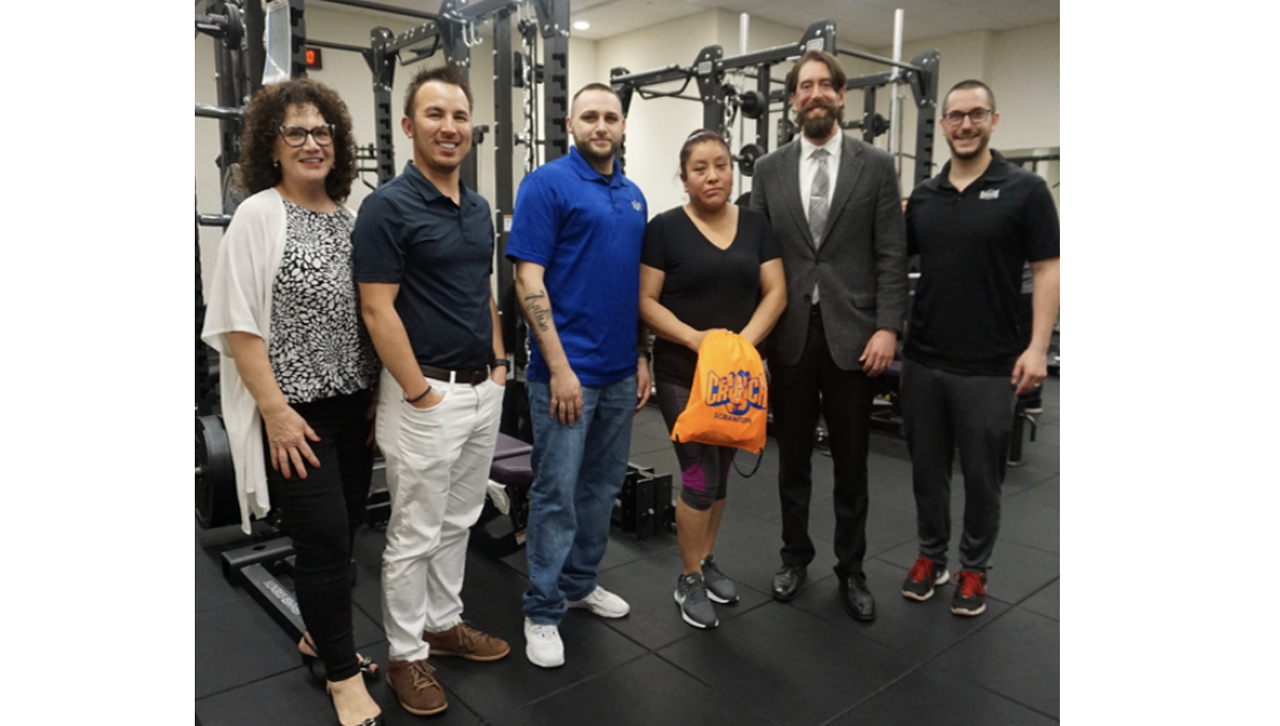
[
  {"xmin": 422, "ymin": 621, "xmax": 511, "ymax": 661},
  {"xmin": 386, "ymin": 659, "xmax": 447, "ymax": 716}
]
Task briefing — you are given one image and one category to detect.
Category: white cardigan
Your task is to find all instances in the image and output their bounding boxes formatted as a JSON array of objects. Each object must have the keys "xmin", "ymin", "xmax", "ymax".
[{"xmin": 201, "ymin": 188, "xmax": 355, "ymax": 533}]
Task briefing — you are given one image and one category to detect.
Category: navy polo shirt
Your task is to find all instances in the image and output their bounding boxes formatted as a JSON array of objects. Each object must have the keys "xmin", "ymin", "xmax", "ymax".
[
  {"xmin": 506, "ymin": 147, "xmax": 648, "ymax": 386},
  {"xmin": 904, "ymin": 150, "xmax": 1059, "ymax": 376},
  {"xmin": 352, "ymin": 161, "xmax": 495, "ymax": 370}
]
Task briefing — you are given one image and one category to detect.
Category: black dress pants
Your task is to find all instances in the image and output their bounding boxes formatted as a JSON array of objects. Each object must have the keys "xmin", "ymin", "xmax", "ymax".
[
  {"xmin": 264, "ymin": 389, "xmax": 373, "ymax": 681},
  {"xmin": 900, "ymin": 359, "xmax": 1014, "ymax": 572},
  {"xmin": 771, "ymin": 310, "xmax": 875, "ymax": 578}
]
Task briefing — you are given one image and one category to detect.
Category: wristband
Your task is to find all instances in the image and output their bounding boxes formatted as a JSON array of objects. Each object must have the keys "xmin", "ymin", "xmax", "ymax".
[
  {"xmin": 405, "ymin": 385, "xmax": 432, "ymax": 404},
  {"xmin": 491, "ymin": 359, "xmax": 511, "ymax": 371}
]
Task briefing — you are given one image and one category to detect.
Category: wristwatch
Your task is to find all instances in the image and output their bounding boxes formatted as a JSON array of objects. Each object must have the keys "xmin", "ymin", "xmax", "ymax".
[{"xmin": 491, "ymin": 358, "xmax": 511, "ymax": 371}]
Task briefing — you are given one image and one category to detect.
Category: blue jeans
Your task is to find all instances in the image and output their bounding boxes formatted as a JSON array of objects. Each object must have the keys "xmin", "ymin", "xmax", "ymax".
[{"xmin": 522, "ymin": 375, "xmax": 636, "ymax": 624}]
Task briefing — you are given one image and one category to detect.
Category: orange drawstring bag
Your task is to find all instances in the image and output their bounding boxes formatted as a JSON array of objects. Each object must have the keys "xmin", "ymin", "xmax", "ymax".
[{"xmin": 671, "ymin": 330, "xmax": 768, "ymax": 454}]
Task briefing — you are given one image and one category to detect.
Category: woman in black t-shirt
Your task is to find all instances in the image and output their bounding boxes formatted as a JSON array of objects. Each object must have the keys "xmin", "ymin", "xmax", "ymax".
[{"xmin": 639, "ymin": 129, "xmax": 787, "ymax": 629}]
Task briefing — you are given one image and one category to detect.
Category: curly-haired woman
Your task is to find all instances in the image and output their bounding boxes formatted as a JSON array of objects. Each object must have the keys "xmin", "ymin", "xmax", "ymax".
[{"xmin": 202, "ymin": 78, "xmax": 382, "ymax": 726}]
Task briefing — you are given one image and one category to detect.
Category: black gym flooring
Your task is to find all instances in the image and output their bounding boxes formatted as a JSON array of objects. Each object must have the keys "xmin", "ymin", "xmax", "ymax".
[{"xmin": 195, "ymin": 376, "xmax": 1060, "ymax": 725}]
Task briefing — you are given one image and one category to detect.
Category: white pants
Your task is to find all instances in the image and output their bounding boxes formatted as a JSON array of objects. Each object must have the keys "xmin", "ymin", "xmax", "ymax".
[{"xmin": 376, "ymin": 367, "xmax": 503, "ymax": 662}]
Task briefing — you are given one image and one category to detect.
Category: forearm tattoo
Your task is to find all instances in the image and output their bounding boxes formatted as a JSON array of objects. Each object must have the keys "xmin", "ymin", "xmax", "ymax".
[{"xmin": 523, "ymin": 290, "xmax": 552, "ymax": 345}]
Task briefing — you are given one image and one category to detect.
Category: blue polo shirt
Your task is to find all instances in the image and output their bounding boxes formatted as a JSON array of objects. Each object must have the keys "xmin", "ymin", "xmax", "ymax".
[
  {"xmin": 352, "ymin": 161, "xmax": 495, "ymax": 370},
  {"xmin": 506, "ymin": 147, "xmax": 648, "ymax": 385}
]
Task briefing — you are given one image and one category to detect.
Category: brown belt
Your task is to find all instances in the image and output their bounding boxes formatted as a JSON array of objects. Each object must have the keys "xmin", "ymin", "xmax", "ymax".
[{"xmin": 419, "ymin": 363, "xmax": 490, "ymax": 386}]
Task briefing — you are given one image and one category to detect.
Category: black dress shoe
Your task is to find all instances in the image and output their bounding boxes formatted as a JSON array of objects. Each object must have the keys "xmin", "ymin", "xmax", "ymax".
[
  {"xmin": 771, "ymin": 565, "xmax": 807, "ymax": 601},
  {"xmin": 840, "ymin": 575, "xmax": 876, "ymax": 622}
]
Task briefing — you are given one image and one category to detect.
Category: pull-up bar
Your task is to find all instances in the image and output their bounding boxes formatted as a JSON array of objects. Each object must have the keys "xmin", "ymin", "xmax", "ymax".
[
  {"xmin": 836, "ymin": 47, "xmax": 923, "ymax": 74},
  {"xmin": 307, "ymin": 38, "xmax": 370, "ymax": 55},
  {"xmin": 321, "ymin": 0, "xmax": 438, "ymax": 20}
]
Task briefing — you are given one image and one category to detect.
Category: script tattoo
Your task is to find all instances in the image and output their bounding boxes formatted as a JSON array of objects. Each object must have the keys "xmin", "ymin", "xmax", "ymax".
[{"xmin": 523, "ymin": 290, "xmax": 552, "ymax": 345}]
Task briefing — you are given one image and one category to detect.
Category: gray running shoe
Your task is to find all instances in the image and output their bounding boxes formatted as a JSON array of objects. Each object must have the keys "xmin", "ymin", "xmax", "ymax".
[
  {"xmin": 700, "ymin": 555, "xmax": 739, "ymax": 604},
  {"xmin": 674, "ymin": 573, "xmax": 719, "ymax": 629}
]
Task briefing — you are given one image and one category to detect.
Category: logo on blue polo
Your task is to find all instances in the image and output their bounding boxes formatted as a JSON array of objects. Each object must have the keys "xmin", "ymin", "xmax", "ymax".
[
  {"xmin": 705, "ymin": 369, "xmax": 766, "ymax": 421},
  {"xmin": 631, "ymin": 200, "xmax": 642, "ymax": 211}
]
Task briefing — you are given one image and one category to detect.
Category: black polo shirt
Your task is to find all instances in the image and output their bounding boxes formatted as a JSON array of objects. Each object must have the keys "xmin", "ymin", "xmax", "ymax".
[
  {"xmin": 904, "ymin": 150, "xmax": 1059, "ymax": 376},
  {"xmin": 352, "ymin": 161, "xmax": 495, "ymax": 370}
]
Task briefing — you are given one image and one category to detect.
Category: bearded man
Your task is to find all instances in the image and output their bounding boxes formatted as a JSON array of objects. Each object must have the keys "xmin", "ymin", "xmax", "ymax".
[{"xmin": 749, "ymin": 50, "xmax": 908, "ymax": 622}]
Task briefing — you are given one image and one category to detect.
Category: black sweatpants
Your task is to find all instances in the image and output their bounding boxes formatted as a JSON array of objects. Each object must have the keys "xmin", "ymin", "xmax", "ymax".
[
  {"xmin": 900, "ymin": 359, "xmax": 1014, "ymax": 572},
  {"xmin": 264, "ymin": 389, "xmax": 373, "ymax": 681}
]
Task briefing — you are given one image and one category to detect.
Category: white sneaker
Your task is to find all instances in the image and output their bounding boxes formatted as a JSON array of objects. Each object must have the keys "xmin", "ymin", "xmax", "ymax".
[
  {"xmin": 523, "ymin": 617, "xmax": 564, "ymax": 668},
  {"xmin": 566, "ymin": 585, "xmax": 630, "ymax": 618}
]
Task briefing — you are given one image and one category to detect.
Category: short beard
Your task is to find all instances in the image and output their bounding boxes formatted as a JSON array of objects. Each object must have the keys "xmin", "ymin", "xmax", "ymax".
[
  {"xmin": 574, "ymin": 136, "xmax": 620, "ymax": 167},
  {"xmin": 798, "ymin": 100, "xmax": 843, "ymax": 141},
  {"xmin": 947, "ymin": 131, "xmax": 990, "ymax": 162}
]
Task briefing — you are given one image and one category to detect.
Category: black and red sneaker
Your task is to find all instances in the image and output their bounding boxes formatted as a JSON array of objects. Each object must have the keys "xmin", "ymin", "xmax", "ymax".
[
  {"xmin": 950, "ymin": 570, "xmax": 987, "ymax": 616},
  {"xmin": 902, "ymin": 557, "xmax": 950, "ymax": 602}
]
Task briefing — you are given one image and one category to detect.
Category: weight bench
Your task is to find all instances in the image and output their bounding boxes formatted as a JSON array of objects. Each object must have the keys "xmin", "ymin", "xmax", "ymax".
[{"xmin": 470, "ymin": 433, "xmax": 535, "ymax": 557}]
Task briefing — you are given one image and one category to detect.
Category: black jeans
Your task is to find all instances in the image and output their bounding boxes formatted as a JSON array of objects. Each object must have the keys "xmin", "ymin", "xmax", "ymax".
[
  {"xmin": 900, "ymin": 359, "xmax": 1014, "ymax": 571},
  {"xmin": 264, "ymin": 389, "xmax": 373, "ymax": 681},
  {"xmin": 771, "ymin": 311, "xmax": 875, "ymax": 578}
]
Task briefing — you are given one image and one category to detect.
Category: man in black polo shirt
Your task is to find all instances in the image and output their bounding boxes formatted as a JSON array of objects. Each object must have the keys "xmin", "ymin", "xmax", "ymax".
[
  {"xmin": 353, "ymin": 66, "xmax": 510, "ymax": 717},
  {"xmin": 900, "ymin": 79, "xmax": 1060, "ymax": 617}
]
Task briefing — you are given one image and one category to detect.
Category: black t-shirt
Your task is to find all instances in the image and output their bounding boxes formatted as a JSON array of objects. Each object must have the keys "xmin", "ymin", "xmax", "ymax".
[
  {"xmin": 904, "ymin": 150, "xmax": 1059, "ymax": 376},
  {"xmin": 352, "ymin": 162, "xmax": 495, "ymax": 370},
  {"xmin": 641, "ymin": 206, "xmax": 780, "ymax": 386}
]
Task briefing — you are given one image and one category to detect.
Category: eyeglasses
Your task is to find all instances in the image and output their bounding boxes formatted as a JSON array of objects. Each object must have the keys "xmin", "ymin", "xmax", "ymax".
[
  {"xmin": 942, "ymin": 108, "xmax": 992, "ymax": 126},
  {"xmin": 278, "ymin": 124, "xmax": 335, "ymax": 147}
]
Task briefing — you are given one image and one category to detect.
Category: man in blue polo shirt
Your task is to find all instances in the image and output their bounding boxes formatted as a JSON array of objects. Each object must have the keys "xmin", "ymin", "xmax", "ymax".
[
  {"xmin": 507, "ymin": 82, "xmax": 651, "ymax": 668},
  {"xmin": 900, "ymin": 80, "xmax": 1060, "ymax": 618},
  {"xmin": 353, "ymin": 66, "xmax": 510, "ymax": 716}
]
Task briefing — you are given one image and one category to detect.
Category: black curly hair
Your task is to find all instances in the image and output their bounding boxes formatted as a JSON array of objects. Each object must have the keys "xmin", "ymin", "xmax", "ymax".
[{"xmin": 238, "ymin": 78, "xmax": 357, "ymax": 201}]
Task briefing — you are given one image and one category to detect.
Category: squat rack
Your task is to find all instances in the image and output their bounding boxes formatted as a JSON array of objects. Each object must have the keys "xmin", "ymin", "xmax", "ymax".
[{"xmin": 609, "ymin": 18, "xmax": 940, "ymax": 188}]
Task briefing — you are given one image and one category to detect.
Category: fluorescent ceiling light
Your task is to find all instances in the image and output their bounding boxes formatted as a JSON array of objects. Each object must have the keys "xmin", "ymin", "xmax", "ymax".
[{"xmin": 573, "ymin": 20, "xmax": 590, "ymax": 30}]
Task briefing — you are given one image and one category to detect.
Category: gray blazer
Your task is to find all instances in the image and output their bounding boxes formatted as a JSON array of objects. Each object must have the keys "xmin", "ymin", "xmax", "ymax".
[{"xmin": 750, "ymin": 134, "xmax": 908, "ymax": 369}]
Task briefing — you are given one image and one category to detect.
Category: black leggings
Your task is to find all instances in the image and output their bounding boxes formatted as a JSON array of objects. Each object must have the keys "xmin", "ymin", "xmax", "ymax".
[
  {"xmin": 264, "ymin": 389, "xmax": 373, "ymax": 681},
  {"xmin": 655, "ymin": 382, "xmax": 733, "ymax": 511}
]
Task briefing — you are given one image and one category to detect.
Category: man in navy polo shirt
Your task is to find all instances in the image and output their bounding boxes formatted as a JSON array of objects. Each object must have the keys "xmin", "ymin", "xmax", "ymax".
[
  {"xmin": 507, "ymin": 82, "xmax": 651, "ymax": 668},
  {"xmin": 900, "ymin": 80, "xmax": 1060, "ymax": 617},
  {"xmin": 353, "ymin": 66, "xmax": 510, "ymax": 716}
]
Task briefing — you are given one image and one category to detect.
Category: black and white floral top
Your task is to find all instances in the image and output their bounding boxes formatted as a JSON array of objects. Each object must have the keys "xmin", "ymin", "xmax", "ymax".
[{"xmin": 268, "ymin": 201, "xmax": 380, "ymax": 403}]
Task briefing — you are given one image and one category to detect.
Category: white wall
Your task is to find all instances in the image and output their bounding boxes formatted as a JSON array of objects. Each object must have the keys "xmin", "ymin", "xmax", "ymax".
[{"xmin": 870, "ymin": 21, "xmax": 1060, "ymax": 198}]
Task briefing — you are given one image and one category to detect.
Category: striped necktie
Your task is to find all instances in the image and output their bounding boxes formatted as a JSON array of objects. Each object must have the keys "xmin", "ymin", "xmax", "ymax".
[{"xmin": 808, "ymin": 148, "xmax": 830, "ymax": 247}]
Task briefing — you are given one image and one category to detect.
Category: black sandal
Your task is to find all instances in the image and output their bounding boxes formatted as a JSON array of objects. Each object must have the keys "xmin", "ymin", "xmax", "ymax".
[{"xmin": 300, "ymin": 632, "xmax": 380, "ymax": 681}]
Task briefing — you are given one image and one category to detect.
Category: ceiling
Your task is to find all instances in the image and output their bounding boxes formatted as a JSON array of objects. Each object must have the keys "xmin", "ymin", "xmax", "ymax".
[{"xmin": 309, "ymin": 0, "xmax": 1059, "ymax": 47}]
